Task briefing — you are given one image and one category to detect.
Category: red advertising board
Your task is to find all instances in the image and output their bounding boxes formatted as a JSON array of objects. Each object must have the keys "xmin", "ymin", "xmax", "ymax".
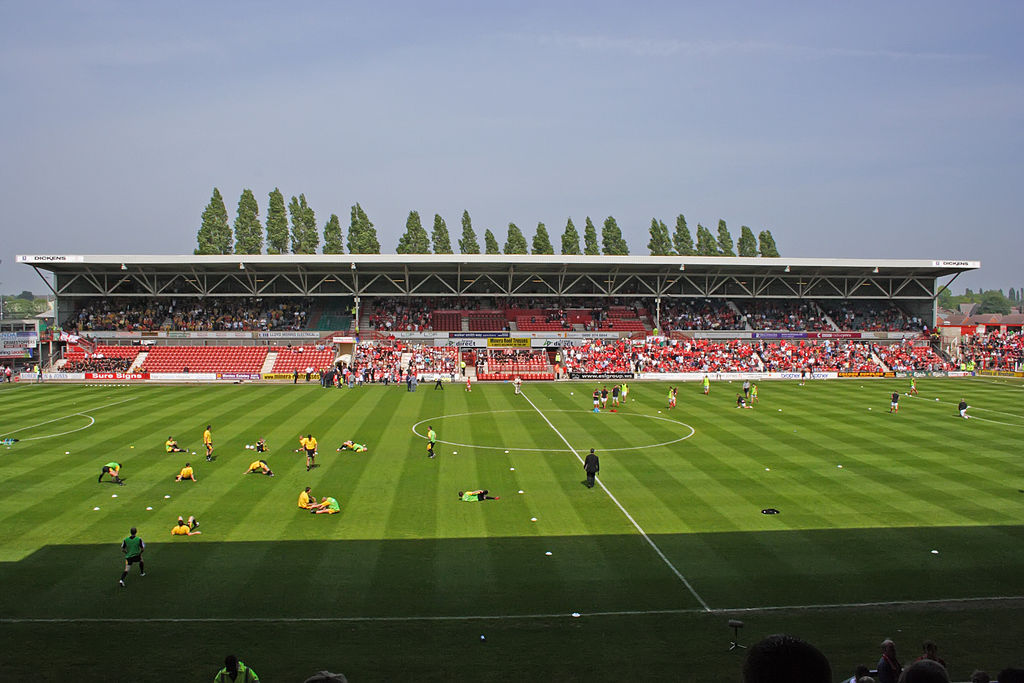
[{"xmin": 84, "ymin": 372, "xmax": 150, "ymax": 380}]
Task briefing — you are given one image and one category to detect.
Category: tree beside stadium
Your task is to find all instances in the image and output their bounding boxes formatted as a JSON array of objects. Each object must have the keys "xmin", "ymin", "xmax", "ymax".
[
  {"xmin": 695, "ymin": 224, "xmax": 718, "ymax": 255},
  {"xmin": 602, "ymin": 216, "xmax": 629, "ymax": 255},
  {"xmin": 532, "ymin": 222, "xmax": 554, "ymax": 255},
  {"xmin": 397, "ymin": 211, "xmax": 430, "ymax": 254},
  {"xmin": 583, "ymin": 217, "xmax": 600, "ymax": 255},
  {"xmin": 347, "ymin": 203, "xmax": 380, "ymax": 254},
  {"xmin": 561, "ymin": 218, "xmax": 581, "ymax": 255},
  {"xmin": 647, "ymin": 218, "xmax": 672, "ymax": 255},
  {"xmin": 195, "ymin": 188, "xmax": 232, "ymax": 255},
  {"xmin": 737, "ymin": 226, "xmax": 758, "ymax": 257},
  {"xmin": 673, "ymin": 214, "xmax": 694, "ymax": 256},
  {"xmin": 432, "ymin": 214, "xmax": 453, "ymax": 254},
  {"xmin": 759, "ymin": 230, "xmax": 780, "ymax": 257},
  {"xmin": 233, "ymin": 189, "xmax": 263, "ymax": 255},
  {"xmin": 323, "ymin": 213, "xmax": 344, "ymax": 254},
  {"xmin": 288, "ymin": 194, "xmax": 318, "ymax": 254},
  {"xmin": 265, "ymin": 188, "xmax": 289, "ymax": 254},
  {"xmin": 458, "ymin": 211, "xmax": 480, "ymax": 254},
  {"xmin": 504, "ymin": 223, "xmax": 528, "ymax": 254},
  {"xmin": 484, "ymin": 229, "xmax": 501, "ymax": 254}
]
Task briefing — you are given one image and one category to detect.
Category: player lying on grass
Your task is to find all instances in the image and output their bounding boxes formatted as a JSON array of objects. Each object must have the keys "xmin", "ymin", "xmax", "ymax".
[
  {"xmin": 1, "ymin": 438, "xmax": 19, "ymax": 445},
  {"xmin": 736, "ymin": 393, "xmax": 752, "ymax": 409},
  {"xmin": 309, "ymin": 496, "xmax": 341, "ymax": 514},
  {"xmin": 337, "ymin": 440, "xmax": 367, "ymax": 453},
  {"xmin": 175, "ymin": 463, "xmax": 197, "ymax": 481},
  {"xmin": 165, "ymin": 436, "xmax": 186, "ymax": 453},
  {"xmin": 98, "ymin": 461, "xmax": 124, "ymax": 485},
  {"xmin": 171, "ymin": 515, "xmax": 201, "ymax": 536},
  {"xmin": 459, "ymin": 489, "xmax": 500, "ymax": 501},
  {"xmin": 245, "ymin": 460, "xmax": 274, "ymax": 476}
]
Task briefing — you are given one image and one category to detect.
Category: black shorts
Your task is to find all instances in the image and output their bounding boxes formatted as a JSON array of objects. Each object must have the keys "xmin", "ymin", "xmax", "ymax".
[
  {"xmin": 305, "ymin": 449, "xmax": 316, "ymax": 458},
  {"xmin": 125, "ymin": 556, "xmax": 142, "ymax": 565}
]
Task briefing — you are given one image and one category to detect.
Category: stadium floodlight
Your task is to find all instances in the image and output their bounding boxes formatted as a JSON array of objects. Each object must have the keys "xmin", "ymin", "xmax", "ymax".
[
  {"xmin": 350, "ymin": 263, "xmax": 356, "ymax": 270},
  {"xmin": 873, "ymin": 267, "xmax": 879, "ymax": 273},
  {"xmin": 239, "ymin": 262, "xmax": 245, "ymax": 270},
  {"xmin": 120, "ymin": 264, "xmax": 127, "ymax": 271},
  {"xmin": 784, "ymin": 265, "xmax": 791, "ymax": 273},
  {"xmin": 678, "ymin": 264, "xmax": 685, "ymax": 271}
]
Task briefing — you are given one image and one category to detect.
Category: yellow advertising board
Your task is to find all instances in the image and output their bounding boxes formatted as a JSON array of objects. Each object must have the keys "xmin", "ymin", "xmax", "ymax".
[{"xmin": 487, "ymin": 337, "xmax": 530, "ymax": 348}]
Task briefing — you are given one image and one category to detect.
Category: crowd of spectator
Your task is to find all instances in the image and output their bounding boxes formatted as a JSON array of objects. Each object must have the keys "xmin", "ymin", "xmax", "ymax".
[
  {"xmin": 739, "ymin": 300, "xmax": 830, "ymax": 331},
  {"xmin": 756, "ymin": 340, "xmax": 879, "ymax": 373},
  {"xmin": 875, "ymin": 341, "xmax": 954, "ymax": 372},
  {"xmin": 956, "ymin": 331, "xmax": 1024, "ymax": 370},
  {"xmin": 562, "ymin": 339, "xmax": 760, "ymax": 373},
  {"xmin": 347, "ymin": 342, "xmax": 459, "ymax": 381},
  {"xmin": 66, "ymin": 298, "xmax": 308, "ymax": 332},
  {"xmin": 821, "ymin": 301, "xmax": 924, "ymax": 332},
  {"xmin": 63, "ymin": 356, "xmax": 135, "ymax": 373}
]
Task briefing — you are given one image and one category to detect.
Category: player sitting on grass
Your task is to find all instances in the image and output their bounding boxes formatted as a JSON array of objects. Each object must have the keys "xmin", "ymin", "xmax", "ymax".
[
  {"xmin": 245, "ymin": 438, "xmax": 268, "ymax": 453},
  {"xmin": 98, "ymin": 462, "xmax": 125, "ymax": 485},
  {"xmin": 245, "ymin": 460, "xmax": 274, "ymax": 476},
  {"xmin": 175, "ymin": 463, "xmax": 197, "ymax": 481},
  {"xmin": 337, "ymin": 440, "xmax": 367, "ymax": 453},
  {"xmin": 735, "ymin": 393, "xmax": 752, "ymax": 409},
  {"xmin": 459, "ymin": 489, "xmax": 500, "ymax": 501},
  {"xmin": 165, "ymin": 436, "xmax": 186, "ymax": 453},
  {"xmin": 309, "ymin": 496, "xmax": 340, "ymax": 514},
  {"xmin": 298, "ymin": 487, "xmax": 315, "ymax": 509},
  {"xmin": 171, "ymin": 515, "xmax": 202, "ymax": 536}
]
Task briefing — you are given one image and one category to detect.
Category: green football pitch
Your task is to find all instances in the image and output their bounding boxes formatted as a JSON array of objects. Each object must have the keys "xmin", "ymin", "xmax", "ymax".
[{"xmin": 1, "ymin": 378, "xmax": 1022, "ymax": 681}]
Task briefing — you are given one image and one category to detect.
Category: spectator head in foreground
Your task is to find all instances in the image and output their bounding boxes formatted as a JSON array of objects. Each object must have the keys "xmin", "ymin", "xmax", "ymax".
[
  {"xmin": 999, "ymin": 668, "xmax": 1024, "ymax": 683},
  {"xmin": 898, "ymin": 659, "xmax": 949, "ymax": 683},
  {"xmin": 742, "ymin": 633, "xmax": 831, "ymax": 683}
]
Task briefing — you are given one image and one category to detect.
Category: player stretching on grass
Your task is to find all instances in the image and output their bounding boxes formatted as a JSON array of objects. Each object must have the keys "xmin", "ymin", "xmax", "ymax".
[
  {"xmin": 165, "ymin": 436, "xmax": 186, "ymax": 453},
  {"xmin": 203, "ymin": 424, "xmax": 213, "ymax": 462},
  {"xmin": 458, "ymin": 489, "xmax": 500, "ymax": 501},
  {"xmin": 98, "ymin": 461, "xmax": 124, "ymax": 485},
  {"xmin": 958, "ymin": 398, "xmax": 970, "ymax": 419},
  {"xmin": 337, "ymin": 440, "xmax": 367, "ymax": 453},
  {"xmin": 171, "ymin": 516, "xmax": 201, "ymax": 536},
  {"xmin": 245, "ymin": 460, "xmax": 274, "ymax": 476},
  {"xmin": 309, "ymin": 496, "xmax": 341, "ymax": 514},
  {"xmin": 118, "ymin": 527, "xmax": 145, "ymax": 586}
]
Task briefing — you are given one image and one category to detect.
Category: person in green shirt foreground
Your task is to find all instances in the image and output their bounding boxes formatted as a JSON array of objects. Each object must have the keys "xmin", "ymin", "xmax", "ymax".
[
  {"xmin": 118, "ymin": 527, "xmax": 145, "ymax": 586},
  {"xmin": 213, "ymin": 654, "xmax": 260, "ymax": 682}
]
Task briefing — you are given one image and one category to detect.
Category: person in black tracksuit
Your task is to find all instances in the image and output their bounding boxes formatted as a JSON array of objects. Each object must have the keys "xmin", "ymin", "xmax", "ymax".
[{"xmin": 583, "ymin": 448, "xmax": 600, "ymax": 488}]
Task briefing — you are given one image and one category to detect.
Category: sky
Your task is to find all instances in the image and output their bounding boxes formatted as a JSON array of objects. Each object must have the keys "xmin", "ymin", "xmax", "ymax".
[{"xmin": 1, "ymin": 1, "xmax": 1022, "ymax": 295}]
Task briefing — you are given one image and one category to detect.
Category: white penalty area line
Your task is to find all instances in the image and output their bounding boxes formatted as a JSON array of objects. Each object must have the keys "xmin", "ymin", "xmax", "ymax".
[
  {"xmin": 4, "ymin": 595, "xmax": 1021, "ymax": 625},
  {"xmin": 0, "ymin": 397, "xmax": 138, "ymax": 439},
  {"xmin": 520, "ymin": 390, "xmax": 712, "ymax": 613},
  {"xmin": 904, "ymin": 394, "xmax": 1024, "ymax": 427}
]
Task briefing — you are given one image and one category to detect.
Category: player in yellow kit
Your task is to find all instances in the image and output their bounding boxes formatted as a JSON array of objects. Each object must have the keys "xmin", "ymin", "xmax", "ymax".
[
  {"xmin": 175, "ymin": 463, "xmax": 197, "ymax": 481},
  {"xmin": 202, "ymin": 425, "xmax": 213, "ymax": 462}
]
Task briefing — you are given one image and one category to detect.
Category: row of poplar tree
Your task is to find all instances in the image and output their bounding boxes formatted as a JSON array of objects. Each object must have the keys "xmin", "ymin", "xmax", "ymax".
[{"xmin": 194, "ymin": 188, "xmax": 780, "ymax": 257}]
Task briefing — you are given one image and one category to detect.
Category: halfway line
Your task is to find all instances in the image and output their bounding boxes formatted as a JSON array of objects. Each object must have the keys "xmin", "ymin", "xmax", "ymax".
[{"xmin": 520, "ymin": 390, "xmax": 712, "ymax": 612}]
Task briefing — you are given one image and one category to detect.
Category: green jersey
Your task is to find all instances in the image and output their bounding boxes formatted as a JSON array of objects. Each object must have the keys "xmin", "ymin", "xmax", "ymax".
[
  {"xmin": 105, "ymin": 462, "xmax": 120, "ymax": 470},
  {"xmin": 461, "ymin": 492, "xmax": 480, "ymax": 502},
  {"xmin": 121, "ymin": 535, "xmax": 144, "ymax": 558},
  {"xmin": 427, "ymin": 429, "xmax": 436, "ymax": 443},
  {"xmin": 325, "ymin": 497, "xmax": 340, "ymax": 511}
]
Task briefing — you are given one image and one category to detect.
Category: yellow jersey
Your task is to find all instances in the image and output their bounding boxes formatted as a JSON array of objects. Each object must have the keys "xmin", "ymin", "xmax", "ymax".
[
  {"xmin": 304, "ymin": 437, "xmax": 317, "ymax": 451},
  {"xmin": 298, "ymin": 490, "xmax": 311, "ymax": 508},
  {"xmin": 249, "ymin": 461, "xmax": 265, "ymax": 471},
  {"xmin": 171, "ymin": 525, "xmax": 190, "ymax": 535},
  {"xmin": 203, "ymin": 429, "xmax": 212, "ymax": 445},
  {"xmin": 179, "ymin": 466, "xmax": 194, "ymax": 479},
  {"xmin": 165, "ymin": 440, "xmax": 176, "ymax": 452}
]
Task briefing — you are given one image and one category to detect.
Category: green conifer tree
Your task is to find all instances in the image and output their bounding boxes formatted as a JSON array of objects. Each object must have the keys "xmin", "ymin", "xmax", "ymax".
[
  {"xmin": 716, "ymin": 220, "xmax": 736, "ymax": 256},
  {"xmin": 583, "ymin": 217, "xmax": 600, "ymax": 255},
  {"xmin": 737, "ymin": 225, "xmax": 758, "ymax": 257},
  {"xmin": 672, "ymin": 214, "xmax": 694, "ymax": 256},
  {"xmin": 458, "ymin": 210, "xmax": 480, "ymax": 254},
  {"xmin": 504, "ymin": 222, "xmax": 528, "ymax": 254},
  {"xmin": 195, "ymin": 188, "xmax": 232, "ymax": 255},
  {"xmin": 233, "ymin": 189, "xmax": 263, "ymax": 254},
  {"xmin": 561, "ymin": 218, "xmax": 581, "ymax": 255},
  {"xmin": 647, "ymin": 218, "xmax": 672, "ymax": 255},
  {"xmin": 484, "ymin": 229, "xmax": 501, "ymax": 254},
  {"xmin": 265, "ymin": 188, "xmax": 289, "ymax": 254},
  {"xmin": 431, "ymin": 214, "xmax": 453, "ymax": 254},
  {"xmin": 323, "ymin": 213, "xmax": 344, "ymax": 254},
  {"xmin": 396, "ymin": 211, "xmax": 431, "ymax": 253}
]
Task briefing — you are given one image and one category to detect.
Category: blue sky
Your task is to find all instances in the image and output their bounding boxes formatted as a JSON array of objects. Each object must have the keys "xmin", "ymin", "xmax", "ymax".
[{"xmin": 2, "ymin": 1, "xmax": 1021, "ymax": 294}]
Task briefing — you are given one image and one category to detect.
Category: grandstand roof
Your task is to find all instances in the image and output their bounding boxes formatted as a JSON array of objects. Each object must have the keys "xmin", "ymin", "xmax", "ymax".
[{"xmin": 18, "ymin": 253, "xmax": 979, "ymax": 301}]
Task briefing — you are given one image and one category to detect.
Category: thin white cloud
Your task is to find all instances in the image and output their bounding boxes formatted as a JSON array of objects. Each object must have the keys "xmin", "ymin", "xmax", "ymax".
[{"xmin": 524, "ymin": 32, "xmax": 983, "ymax": 62}]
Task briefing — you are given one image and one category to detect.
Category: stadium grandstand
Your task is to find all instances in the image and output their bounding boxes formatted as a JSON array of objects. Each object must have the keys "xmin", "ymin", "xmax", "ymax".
[{"xmin": 17, "ymin": 253, "xmax": 1014, "ymax": 381}]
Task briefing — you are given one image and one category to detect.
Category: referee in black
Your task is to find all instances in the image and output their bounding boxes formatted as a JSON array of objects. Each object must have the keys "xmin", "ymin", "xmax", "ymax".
[{"xmin": 583, "ymin": 448, "xmax": 600, "ymax": 488}]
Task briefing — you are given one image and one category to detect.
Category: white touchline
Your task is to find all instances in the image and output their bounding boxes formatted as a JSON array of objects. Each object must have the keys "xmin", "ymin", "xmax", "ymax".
[
  {"xmin": 520, "ymin": 390, "xmax": 712, "ymax": 613},
  {"xmin": 905, "ymin": 394, "xmax": 1024, "ymax": 426},
  {"xmin": 4, "ymin": 595, "xmax": 1020, "ymax": 624},
  {"xmin": 0, "ymin": 396, "xmax": 138, "ymax": 438}
]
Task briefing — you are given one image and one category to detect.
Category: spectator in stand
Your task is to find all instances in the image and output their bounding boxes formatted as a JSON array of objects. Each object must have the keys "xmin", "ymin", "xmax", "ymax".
[
  {"xmin": 898, "ymin": 660, "xmax": 949, "ymax": 682},
  {"xmin": 877, "ymin": 639, "xmax": 903, "ymax": 683},
  {"xmin": 742, "ymin": 633, "xmax": 831, "ymax": 683},
  {"xmin": 915, "ymin": 641, "xmax": 946, "ymax": 669}
]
